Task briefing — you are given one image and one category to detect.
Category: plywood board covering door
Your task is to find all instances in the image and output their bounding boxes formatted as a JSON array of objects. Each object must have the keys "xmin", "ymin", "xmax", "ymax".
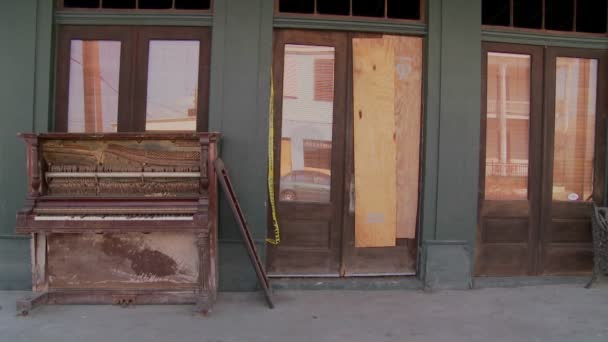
[
  {"xmin": 392, "ymin": 36, "xmax": 422, "ymax": 239},
  {"xmin": 353, "ymin": 37, "xmax": 397, "ymax": 247}
]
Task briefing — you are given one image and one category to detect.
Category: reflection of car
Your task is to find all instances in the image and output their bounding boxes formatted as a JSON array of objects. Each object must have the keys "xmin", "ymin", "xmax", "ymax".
[{"xmin": 280, "ymin": 170, "xmax": 330, "ymax": 202}]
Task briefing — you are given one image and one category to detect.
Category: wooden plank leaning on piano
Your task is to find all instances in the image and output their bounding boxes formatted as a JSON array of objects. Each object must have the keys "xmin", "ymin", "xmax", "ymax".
[{"xmin": 15, "ymin": 132, "xmax": 220, "ymax": 316}]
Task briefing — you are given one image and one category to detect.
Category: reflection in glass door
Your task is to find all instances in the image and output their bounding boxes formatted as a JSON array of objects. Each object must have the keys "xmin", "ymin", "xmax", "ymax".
[
  {"xmin": 477, "ymin": 44, "xmax": 606, "ymax": 276},
  {"xmin": 551, "ymin": 57, "xmax": 598, "ymax": 202},
  {"xmin": 484, "ymin": 52, "xmax": 531, "ymax": 201},
  {"xmin": 279, "ymin": 45, "xmax": 335, "ymax": 204},
  {"xmin": 145, "ymin": 40, "xmax": 201, "ymax": 131},
  {"xmin": 67, "ymin": 40, "xmax": 121, "ymax": 133},
  {"xmin": 541, "ymin": 50, "xmax": 606, "ymax": 275}
]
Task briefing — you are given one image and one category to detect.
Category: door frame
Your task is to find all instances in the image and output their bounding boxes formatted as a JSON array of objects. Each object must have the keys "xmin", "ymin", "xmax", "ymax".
[
  {"xmin": 267, "ymin": 29, "xmax": 348, "ymax": 276},
  {"xmin": 268, "ymin": 29, "xmax": 423, "ymax": 277}
]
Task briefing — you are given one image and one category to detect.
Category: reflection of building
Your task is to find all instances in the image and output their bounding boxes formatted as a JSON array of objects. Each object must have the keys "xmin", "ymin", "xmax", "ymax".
[
  {"xmin": 485, "ymin": 53, "xmax": 530, "ymax": 177},
  {"xmin": 553, "ymin": 58, "xmax": 597, "ymax": 200},
  {"xmin": 280, "ymin": 45, "xmax": 334, "ymax": 176}
]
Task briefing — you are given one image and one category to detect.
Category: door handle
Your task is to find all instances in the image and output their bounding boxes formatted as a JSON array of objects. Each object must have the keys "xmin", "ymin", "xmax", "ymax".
[{"xmin": 349, "ymin": 175, "xmax": 355, "ymax": 214}]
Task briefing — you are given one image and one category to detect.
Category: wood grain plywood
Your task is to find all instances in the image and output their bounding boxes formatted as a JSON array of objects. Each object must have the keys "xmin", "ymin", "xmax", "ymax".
[
  {"xmin": 353, "ymin": 37, "xmax": 397, "ymax": 248},
  {"xmin": 390, "ymin": 36, "xmax": 422, "ymax": 239}
]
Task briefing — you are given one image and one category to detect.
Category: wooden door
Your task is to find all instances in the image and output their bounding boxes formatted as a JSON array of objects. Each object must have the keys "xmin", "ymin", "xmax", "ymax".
[
  {"xmin": 267, "ymin": 30, "xmax": 348, "ymax": 276},
  {"xmin": 476, "ymin": 43, "xmax": 544, "ymax": 276},
  {"xmin": 341, "ymin": 33, "xmax": 422, "ymax": 276},
  {"xmin": 476, "ymin": 44, "xmax": 607, "ymax": 276},
  {"xmin": 267, "ymin": 30, "xmax": 423, "ymax": 276},
  {"xmin": 539, "ymin": 48, "xmax": 607, "ymax": 275}
]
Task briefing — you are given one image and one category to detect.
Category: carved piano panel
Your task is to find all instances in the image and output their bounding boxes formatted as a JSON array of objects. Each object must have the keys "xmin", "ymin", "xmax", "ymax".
[
  {"xmin": 47, "ymin": 233, "xmax": 200, "ymax": 289},
  {"xmin": 15, "ymin": 132, "xmax": 220, "ymax": 315}
]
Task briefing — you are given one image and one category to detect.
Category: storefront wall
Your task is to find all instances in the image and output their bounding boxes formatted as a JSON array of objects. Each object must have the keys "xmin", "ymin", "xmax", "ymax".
[{"xmin": 0, "ymin": 0, "xmax": 606, "ymax": 290}]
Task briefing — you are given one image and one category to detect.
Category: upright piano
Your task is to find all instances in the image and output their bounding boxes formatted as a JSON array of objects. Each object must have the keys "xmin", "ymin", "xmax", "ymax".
[{"xmin": 15, "ymin": 132, "xmax": 220, "ymax": 315}]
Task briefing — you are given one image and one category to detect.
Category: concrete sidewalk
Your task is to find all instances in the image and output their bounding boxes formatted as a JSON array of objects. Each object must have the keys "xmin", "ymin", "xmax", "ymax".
[{"xmin": 1, "ymin": 285, "xmax": 607, "ymax": 342}]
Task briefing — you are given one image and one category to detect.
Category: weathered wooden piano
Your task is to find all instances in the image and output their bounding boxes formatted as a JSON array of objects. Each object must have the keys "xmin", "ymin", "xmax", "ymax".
[{"xmin": 15, "ymin": 132, "xmax": 220, "ymax": 315}]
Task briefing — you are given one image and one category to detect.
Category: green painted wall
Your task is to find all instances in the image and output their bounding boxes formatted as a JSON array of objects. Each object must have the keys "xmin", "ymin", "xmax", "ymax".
[
  {"xmin": 432, "ymin": 0, "xmax": 481, "ymax": 242},
  {"xmin": 210, "ymin": 0, "xmax": 273, "ymax": 291},
  {"xmin": 0, "ymin": 0, "xmax": 38, "ymax": 289},
  {"xmin": 419, "ymin": 0, "xmax": 481, "ymax": 285}
]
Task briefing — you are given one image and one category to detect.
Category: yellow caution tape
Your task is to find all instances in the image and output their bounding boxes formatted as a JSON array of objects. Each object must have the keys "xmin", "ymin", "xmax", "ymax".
[{"xmin": 266, "ymin": 70, "xmax": 281, "ymax": 245}]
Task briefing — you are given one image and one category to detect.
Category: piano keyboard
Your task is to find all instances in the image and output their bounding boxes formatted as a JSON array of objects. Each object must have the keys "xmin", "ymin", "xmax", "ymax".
[{"xmin": 34, "ymin": 215, "xmax": 194, "ymax": 221}]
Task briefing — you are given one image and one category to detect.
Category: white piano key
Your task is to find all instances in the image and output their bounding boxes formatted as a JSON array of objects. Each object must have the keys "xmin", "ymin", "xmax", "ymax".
[{"xmin": 34, "ymin": 215, "xmax": 194, "ymax": 221}]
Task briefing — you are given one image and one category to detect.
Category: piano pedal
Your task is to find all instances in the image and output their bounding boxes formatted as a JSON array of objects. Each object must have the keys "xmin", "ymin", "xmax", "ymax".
[{"xmin": 112, "ymin": 295, "xmax": 136, "ymax": 308}]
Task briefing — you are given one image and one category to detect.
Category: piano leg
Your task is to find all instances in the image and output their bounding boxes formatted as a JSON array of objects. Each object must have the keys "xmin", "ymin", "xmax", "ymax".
[
  {"xmin": 194, "ymin": 229, "xmax": 217, "ymax": 316},
  {"xmin": 16, "ymin": 292, "xmax": 48, "ymax": 316},
  {"xmin": 194, "ymin": 291, "xmax": 215, "ymax": 315}
]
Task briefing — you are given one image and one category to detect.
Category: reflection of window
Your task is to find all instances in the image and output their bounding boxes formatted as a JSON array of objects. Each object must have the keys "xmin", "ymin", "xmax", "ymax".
[
  {"xmin": 55, "ymin": 26, "xmax": 211, "ymax": 132},
  {"xmin": 279, "ymin": 44, "xmax": 335, "ymax": 204},
  {"xmin": 484, "ymin": 52, "xmax": 531, "ymax": 200},
  {"xmin": 283, "ymin": 55, "xmax": 298, "ymax": 99},
  {"xmin": 314, "ymin": 59, "xmax": 334, "ymax": 102},
  {"xmin": 303, "ymin": 139, "xmax": 332, "ymax": 169}
]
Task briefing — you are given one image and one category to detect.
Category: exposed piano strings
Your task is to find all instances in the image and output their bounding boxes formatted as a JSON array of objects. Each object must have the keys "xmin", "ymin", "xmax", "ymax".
[
  {"xmin": 34, "ymin": 215, "xmax": 194, "ymax": 221},
  {"xmin": 46, "ymin": 172, "xmax": 201, "ymax": 178}
]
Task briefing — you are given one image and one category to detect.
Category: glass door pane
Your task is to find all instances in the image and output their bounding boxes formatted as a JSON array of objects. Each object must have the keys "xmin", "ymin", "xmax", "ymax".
[
  {"xmin": 145, "ymin": 40, "xmax": 200, "ymax": 131},
  {"xmin": 485, "ymin": 52, "xmax": 531, "ymax": 200},
  {"xmin": 279, "ymin": 44, "xmax": 335, "ymax": 204},
  {"xmin": 68, "ymin": 40, "xmax": 121, "ymax": 132},
  {"xmin": 552, "ymin": 57, "xmax": 598, "ymax": 202}
]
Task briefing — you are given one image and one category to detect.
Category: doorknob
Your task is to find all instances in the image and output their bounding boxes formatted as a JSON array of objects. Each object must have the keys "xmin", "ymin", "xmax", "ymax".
[{"xmin": 349, "ymin": 175, "xmax": 355, "ymax": 214}]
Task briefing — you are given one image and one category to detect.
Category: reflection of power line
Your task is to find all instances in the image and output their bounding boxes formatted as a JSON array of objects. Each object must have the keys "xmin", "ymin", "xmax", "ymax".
[
  {"xmin": 72, "ymin": 56, "xmax": 192, "ymax": 118},
  {"xmin": 71, "ymin": 57, "xmax": 119, "ymax": 94},
  {"xmin": 146, "ymin": 101, "xmax": 188, "ymax": 117}
]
